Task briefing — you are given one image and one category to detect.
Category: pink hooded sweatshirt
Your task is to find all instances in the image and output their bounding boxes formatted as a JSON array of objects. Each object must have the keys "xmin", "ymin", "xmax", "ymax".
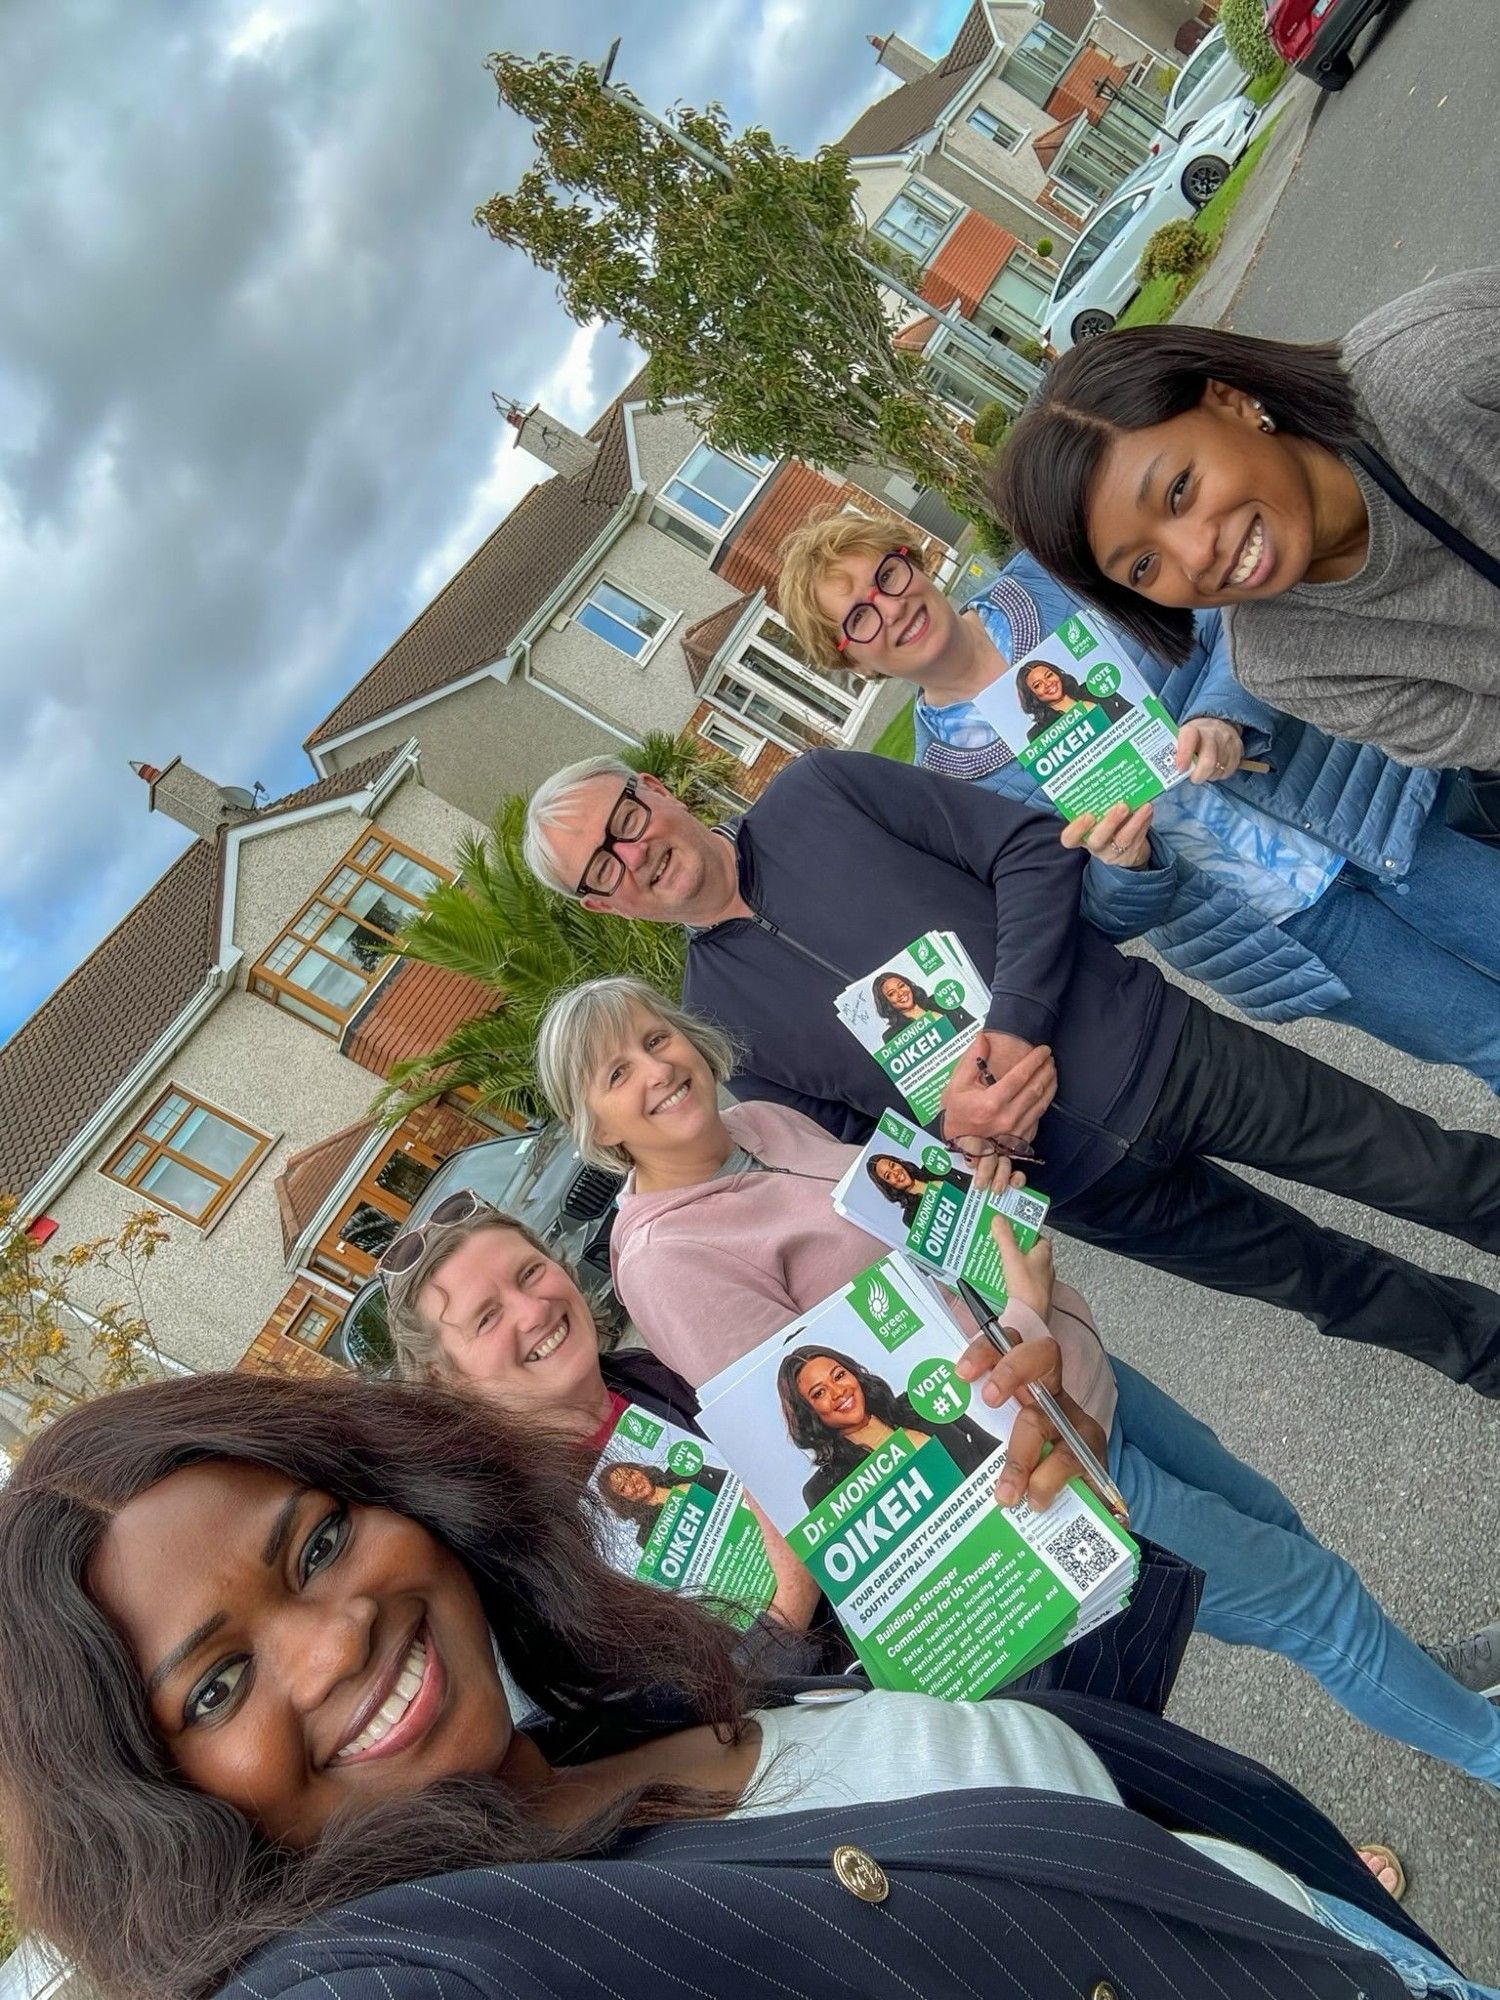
[{"xmin": 609, "ymin": 1099, "xmax": 1116, "ymax": 1432}]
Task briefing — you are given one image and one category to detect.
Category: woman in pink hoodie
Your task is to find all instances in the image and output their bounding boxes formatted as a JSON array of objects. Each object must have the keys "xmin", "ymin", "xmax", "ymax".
[{"xmin": 533, "ymin": 975, "xmax": 1500, "ymax": 1815}]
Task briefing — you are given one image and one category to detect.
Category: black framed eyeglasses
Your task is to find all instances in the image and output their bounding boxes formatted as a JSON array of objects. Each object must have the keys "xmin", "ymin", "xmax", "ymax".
[
  {"xmin": 837, "ymin": 549, "xmax": 914, "ymax": 653},
  {"xmin": 577, "ymin": 776, "xmax": 652, "ymax": 898},
  {"xmin": 376, "ymin": 1188, "xmax": 489, "ymax": 1290}
]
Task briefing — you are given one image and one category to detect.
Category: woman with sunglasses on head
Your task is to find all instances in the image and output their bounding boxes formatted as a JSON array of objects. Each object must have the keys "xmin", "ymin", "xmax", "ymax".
[
  {"xmin": 7, "ymin": 1367, "xmax": 1487, "ymax": 2000},
  {"xmin": 377, "ymin": 1194, "xmax": 822, "ymax": 1637},
  {"xmin": 778, "ymin": 507, "xmax": 1500, "ymax": 1091},
  {"xmin": 533, "ymin": 971, "xmax": 1500, "ymax": 1793}
]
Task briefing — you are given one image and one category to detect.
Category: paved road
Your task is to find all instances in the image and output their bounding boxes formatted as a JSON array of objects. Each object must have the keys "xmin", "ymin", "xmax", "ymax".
[{"xmin": 1114, "ymin": 5, "xmax": 1500, "ymax": 1970}]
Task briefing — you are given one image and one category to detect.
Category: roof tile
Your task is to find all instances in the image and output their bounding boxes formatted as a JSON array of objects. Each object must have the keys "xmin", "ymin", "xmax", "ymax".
[
  {"xmin": 919, "ymin": 211, "xmax": 1020, "ymax": 318},
  {"xmin": 681, "ymin": 595, "xmax": 755, "ymax": 690},
  {"xmin": 274, "ymin": 1119, "xmax": 376, "ymax": 1259},
  {"xmin": 835, "ymin": 3, "xmax": 994, "ymax": 157}
]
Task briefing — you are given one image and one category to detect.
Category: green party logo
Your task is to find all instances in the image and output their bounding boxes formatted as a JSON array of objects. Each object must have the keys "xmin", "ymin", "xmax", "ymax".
[
  {"xmin": 1085, "ymin": 661, "xmax": 1122, "ymax": 698},
  {"xmin": 666, "ymin": 1439, "xmax": 704, "ymax": 1479},
  {"xmin": 619, "ymin": 1407, "xmax": 663, "ymax": 1451},
  {"xmin": 879, "ymin": 1110, "xmax": 917, "ymax": 1148},
  {"xmin": 906, "ymin": 1356, "xmax": 972, "ymax": 1424},
  {"xmin": 848, "ymin": 1265, "xmax": 923, "ymax": 1353},
  {"xmin": 1058, "ymin": 615, "xmax": 1097, "ymax": 660},
  {"xmin": 910, "ymin": 935, "xmax": 943, "ymax": 975}
]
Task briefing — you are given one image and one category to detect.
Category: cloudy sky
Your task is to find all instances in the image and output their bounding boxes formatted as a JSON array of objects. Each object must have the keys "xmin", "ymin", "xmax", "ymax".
[{"xmin": 0, "ymin": 0, "xmax": 966, "ymax": 1040}]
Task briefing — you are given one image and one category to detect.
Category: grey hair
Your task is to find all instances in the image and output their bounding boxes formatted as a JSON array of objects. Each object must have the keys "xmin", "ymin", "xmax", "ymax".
[
  {"xmin": 523, "ymin": 754, "xmax": 639, "ymax": 897},
  {"xmin": 385, "ymin": 1203, "xmax": 558, "ymax": 1382},
  {"xmin": 535, "ymin": 976, "xmax": 739, "ymax": 1173}
]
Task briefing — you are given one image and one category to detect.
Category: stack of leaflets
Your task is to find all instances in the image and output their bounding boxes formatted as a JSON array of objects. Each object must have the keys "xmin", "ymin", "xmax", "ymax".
[
  {"xmin": 592, "ymin": 1401, "xmax": 777, "ymax": 1629},
  {"xmin": 835, "ymin": 930, "xmax": 990, "ymax": 1126},
  {"xmin": 696, "ymin": 1254, "xmax": 1136, "ymax": 1700},
  {"xmin": 832, "ymin": 1107, "xmax": 1050, "ymax": 1313},
  {"xmin": 970, "ymin": 607, "xmax": 1187, "ymax": 818}
]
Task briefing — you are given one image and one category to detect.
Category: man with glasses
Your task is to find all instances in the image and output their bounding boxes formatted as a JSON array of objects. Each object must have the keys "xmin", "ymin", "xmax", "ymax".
[{"xmin": 522, "ymin": 729, "xmax": 1500, "ymax": 1399}]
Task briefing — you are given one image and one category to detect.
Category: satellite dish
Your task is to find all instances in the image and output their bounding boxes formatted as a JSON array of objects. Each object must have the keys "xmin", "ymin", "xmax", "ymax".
[{"xmin": 222, "ymin": 786, "xmax": 259, "ymax": 811}]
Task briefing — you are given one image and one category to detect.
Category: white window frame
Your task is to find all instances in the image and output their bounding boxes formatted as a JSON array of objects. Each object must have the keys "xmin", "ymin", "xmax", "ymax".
[
  {"xmin": 872, "ymin": 180, "xmax": 960, "ymax": 264},
  {"xmin": 654, "ymin": 441, "xmax": 773, "ymax": 553},
  {"xmin": 573, "ymin": 575, "xmax": 677, "ymax": 666},
  {"xmin": 707, "ymin": 611, "xmax": 878, "ymax": 753},
  {"xmin": 966, "ymin": 105, "xmax": 1028, "ymax": 152},
  {"xmin": 696, "ymin": 711, "xmax": 764, "ymax": 764},
  {"xmin": 645, "ymin": 500, "xmax": 716, "ymax": 558}
]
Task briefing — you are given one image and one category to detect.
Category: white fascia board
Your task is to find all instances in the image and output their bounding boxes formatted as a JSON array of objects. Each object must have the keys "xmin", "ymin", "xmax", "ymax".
[
  {"xmin": 285, "ymin": 1118, "xmax": 394, "ymax": 1273},
  {"xmin": 15, "ymin": 958, "xmax": 241, "ymax": 1226},
  {"xmin": 217, "ymin": 741, "xmax": 421, "ymax": 965}
]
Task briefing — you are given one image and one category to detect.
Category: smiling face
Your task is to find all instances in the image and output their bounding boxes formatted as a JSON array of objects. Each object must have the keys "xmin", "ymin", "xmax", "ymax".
[
  {"xmin": 584, "ymin": 1005, "xmax": 723, "ymax": 1178},
  {"xmin": 1086, "ymin": 382, "xmax": 1319, "ymax": 611},
  {"xmin": 879, "ymin": 975, "xmax": 916, "ymax": 1013},
  {"xmin": 418, "ymin": 1225, "xmax": 601, "ymax": 1418},
  {"xmin": 873, "ymin": 1157, "xmax": 914, "ymax": 1193},
  {"xmin": 607, "ymin": 1466, "xmax": 656, "ymax": 1505},
  {"xmin": 813, "ymin": 548, "xmax": 957, "ymax": 684},
  {"xmin": 87, "ymin": 1459, "xmax": 512, "ymax": 1847},
  {"xmin": 795, "ymin": 1357, "xmax": 868, "ymax": 1434},
  {"xmin": 1023, "ymin": 662, "xmax": 1065, "ymax": 706},
  {"xmin": 542, "ymin": 773, "xmax": 732, "ymax": 925}
]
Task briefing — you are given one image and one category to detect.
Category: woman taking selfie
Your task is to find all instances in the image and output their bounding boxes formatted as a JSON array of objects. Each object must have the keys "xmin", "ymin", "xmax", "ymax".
[
  {"xmin": 779, "ymin": 509, "xmax": 1500, "ymax": 1090},
  {"xmin": 0, "ymin": 1370, "xmax": 1489, "ymax": 2000},
  {"xmin": 533, "ymin": 972, "xmax": 1500, "ymax": 1791},
  {"xmin": 993, "ymin": 268, "xmax": 1500, "ymax": 826}
]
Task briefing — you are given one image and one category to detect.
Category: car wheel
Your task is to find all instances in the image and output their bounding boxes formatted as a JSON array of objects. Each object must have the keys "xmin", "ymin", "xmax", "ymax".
[
  {"xmin": 1182, "ymin": 154, "xmax": 1230, "ymax": 207},
  {"xmin": 1071, "ymin": 308, "xmax": 1116, "ymax": 343}
]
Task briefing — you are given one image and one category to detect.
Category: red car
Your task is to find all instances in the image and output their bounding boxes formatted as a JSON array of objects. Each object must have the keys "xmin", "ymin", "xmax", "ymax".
[{"xmin": 1265, "ymin": 0, "xmax": 1390, "ymax": 88}]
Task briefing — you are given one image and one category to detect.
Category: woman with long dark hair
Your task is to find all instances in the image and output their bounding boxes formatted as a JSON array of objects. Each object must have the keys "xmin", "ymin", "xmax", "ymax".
[
  {"xmin": 596, "ymin": 1460, "xmax": 695, "ymax": 1547},
  {"xmin": 993, "ymin": 271, "xmax": 1500, "ymax": 805},
  {"xmin": 1016, "ymin": 659, "xmax": 1133, "ymax": 743},
  {"xmin": 0, "ymin": 1369, "xmax": 1487, "ymax": 2000},
  {"xmin": 864, "ymin": 1150, "xmax": 972, "ymax": 1230},
  {"xmin": 871, "ymin": 970, "xmax": 976, "ymax": 1042},
  {"xmin": 777, "ymin": 1344, "xmax": 998, "ymax": 1507}
]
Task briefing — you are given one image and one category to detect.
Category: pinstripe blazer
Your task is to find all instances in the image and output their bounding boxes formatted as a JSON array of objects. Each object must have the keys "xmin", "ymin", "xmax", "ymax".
[{"xmin": 221, "ymin": 1690, "xmax": 1443, "ymax": 2000}]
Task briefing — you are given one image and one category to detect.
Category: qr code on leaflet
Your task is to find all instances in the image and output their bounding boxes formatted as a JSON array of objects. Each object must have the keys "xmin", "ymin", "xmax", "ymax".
[
  {"xmin": 1049, "ymin": 1519, "xmax": 1116, "ymax": 1592},
  {"xmin": 1144, "ymin": 735, "xmax": 1181, "ymax": 787}
]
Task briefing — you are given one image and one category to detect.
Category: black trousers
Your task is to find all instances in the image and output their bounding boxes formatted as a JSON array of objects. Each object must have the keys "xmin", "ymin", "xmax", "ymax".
[{"xmin": 1053, "ymin": 997, "xmax": 1500, "ymax": 1394}]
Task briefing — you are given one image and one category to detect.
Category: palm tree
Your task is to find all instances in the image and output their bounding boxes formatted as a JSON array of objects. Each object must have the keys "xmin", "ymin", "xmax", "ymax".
[{"xmin": 370, "ymin": 732, "xmax": 745, "ymax": 1128}]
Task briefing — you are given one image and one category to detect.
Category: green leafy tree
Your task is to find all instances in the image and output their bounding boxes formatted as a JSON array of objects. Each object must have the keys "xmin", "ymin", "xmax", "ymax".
[
  {"xmin": 477, "ymin": 51, "xmax": 994, "ymax": 516},
  {"xmin": 1220, "ymin": 0, "xmax": 1280, "ymax": 77},
  {"xmin": 0, "ymin": 1198, "xmax": 170, "ymax": 1427},
  {"xmin": 372, "ymin": 732, "xmax": 740, "ymax": 1128}
]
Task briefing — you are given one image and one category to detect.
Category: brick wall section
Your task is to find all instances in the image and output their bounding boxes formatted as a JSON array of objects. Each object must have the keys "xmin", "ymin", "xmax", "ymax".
[
  {"xmin": 919, "ymin": 212, "xmax": 1020, "ymax": 319},
  {"xmin": 1046, "ymin": 46, "xmax": 1131, "ymax": 126},
  {"xmin": 398, "ymin": 1097, "xmax": 496, "ymax": 1162},
  {"xmin": 718, "ymin": 470, "xmax": 945, "ymax": 604},
  {"xmin": 1037, "ymin": 183, "xmax": 1091, "ymax": 227},
  {"xmin": 238, "ymin": 1276, "xmax": 349, "ymax": 1377},
  {"xmin": 687, "ymin": 701, "xmax": 797, "ymax": 800},
  {"xmin": 344, "ymin": 960, "xmax": 503, "ymax": 1080}
]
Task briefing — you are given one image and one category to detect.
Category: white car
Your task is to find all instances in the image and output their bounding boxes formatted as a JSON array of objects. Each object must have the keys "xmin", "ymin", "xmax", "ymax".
[
  {"xmin": 1040, "ymin": 95, "xmax": 1260, "ymax": 359},
  {"xmin": 1162, "ymin": 26, "xmax": 1249, "ymax": 138}
]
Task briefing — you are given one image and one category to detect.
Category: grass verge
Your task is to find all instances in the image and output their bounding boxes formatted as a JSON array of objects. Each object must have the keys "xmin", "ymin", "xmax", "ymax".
[
  {"xmin": 872, "ymin": 699, "xmax": 916, "ymax": 763},
  {"xmin": 1117, "ymin": 111, "xmax": 1281, "ymax": 330},
  {"xmin": 1247, "ymin": 60, "xmax": 1287, "ymax": 107}
]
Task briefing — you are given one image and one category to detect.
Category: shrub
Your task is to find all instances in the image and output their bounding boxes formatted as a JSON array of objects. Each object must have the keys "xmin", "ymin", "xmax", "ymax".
[
  {"xmin": 1220, "ymin": 0, "xmax": 1280, "ymax": 77},
  {"xmin": 1013, "ymin": 336, "xmax": 1045, "ymax": 365},
  {"xmin": 971, "ymin": 400, "xmax": 1011, "ymax": 451},
  {"xmin": 958, "ymin": 501, "xmax": 1014, "ymax": 562},
  {"xmin": 1137, "ymin": 217, "xmax": 1210, "ymax": 285},
  {"xmin": 1035, "ymin": 236, "xmax": 1054, "ymax": 258}
]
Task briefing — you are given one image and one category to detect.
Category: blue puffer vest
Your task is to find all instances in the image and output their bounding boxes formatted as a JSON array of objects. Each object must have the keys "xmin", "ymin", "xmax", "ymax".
[{"xmin": 915, "ymin": 555, "xmax": 1439, "ymax": 1024}]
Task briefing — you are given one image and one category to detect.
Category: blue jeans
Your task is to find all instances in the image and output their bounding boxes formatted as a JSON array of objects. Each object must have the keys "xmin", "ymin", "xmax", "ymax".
[
  {"xmin": 1107, "ymin": 1359, "xmax": 1500, "ymax": 1785},
  {"xmin": 1284, "ymin": 814, "xmax": 1500, "ymax": 1091},
  {"xmin": 1309, "ymin": 1888, "xmax": 1500, "ymax": 1998}
]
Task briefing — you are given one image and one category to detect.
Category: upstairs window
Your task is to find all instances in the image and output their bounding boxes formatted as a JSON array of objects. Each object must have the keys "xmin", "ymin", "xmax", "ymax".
[
  {"xmin": 661, "ymin": 443, "xmax": 771, "ymax": 536},
  {"xmin": 967, "ymin": 106, "xmax": 1025, "ymax": 150},
  {"xmin": 252, "ymin": 831, "xmax": 445, "ymax": 1032},
  {"xmin": 872, "ymin": 183, "xmax": 958, "ymax": 263},
  {"xmin": 104, "ymin": 1088, "xmax": 270, "ymax": 1226},
  {"xmin": 575, "ymin": 578, "xmax": 671, "ymax": 662}
]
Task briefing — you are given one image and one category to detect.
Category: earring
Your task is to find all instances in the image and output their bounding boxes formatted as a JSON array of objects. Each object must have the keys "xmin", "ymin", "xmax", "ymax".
[{"xmin": 1253, "ymin": 399, "xmax": 1276, "ymax": 434}]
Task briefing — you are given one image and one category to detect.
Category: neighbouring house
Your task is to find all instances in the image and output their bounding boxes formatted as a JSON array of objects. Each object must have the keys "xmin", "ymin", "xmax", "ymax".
[
  {"xmin": 303, "ymin": 375, "xmax": 955, "ymax": 812},
  {"xmin": 0, "ymin": 745, "xmax": 505, "ymax": 1386},
  {"xmin": 838, "ymin": 0, "xmax": 1194, "ymax": 327}
]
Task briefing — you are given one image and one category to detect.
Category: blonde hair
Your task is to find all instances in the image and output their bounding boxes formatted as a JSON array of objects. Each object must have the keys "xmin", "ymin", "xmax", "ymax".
[
  {"xmin": 777, "ymin": 511, "xmax": 929, "ymax": 672},
  {"xmin": 536, "ymin": 976, "xmax": 738, "ymax": 1173},
  {"xmin": 385, "ymin": 1204, "xmax": 555, "ymax": 1382}
]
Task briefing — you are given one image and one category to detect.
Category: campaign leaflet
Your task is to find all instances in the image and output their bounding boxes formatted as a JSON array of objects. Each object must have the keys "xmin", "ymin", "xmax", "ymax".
[
  {"xmin": 592, "ymin": 1401, "xmax": 777, "ymax": 1630},
  {"xmin": 835, "ymin": 930, "xmax": 989, "ymax": 1126},
  {"xmin": 695, "ymin": 1255, "xmax": 1136, "ymax": 1700},
  {"xmin": 832, "ymin": 1108, "xmax": 1050, "ymax": 1312},
  {"xmin": 970, "ymin": 607, "xmax": 1186, "ymax": 817}
]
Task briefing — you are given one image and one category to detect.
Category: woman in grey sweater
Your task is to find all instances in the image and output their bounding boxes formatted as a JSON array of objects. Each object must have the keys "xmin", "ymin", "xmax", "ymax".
[{"xmin": 992, "ymin": 268, "xmax": 1500, "ymax": 784}]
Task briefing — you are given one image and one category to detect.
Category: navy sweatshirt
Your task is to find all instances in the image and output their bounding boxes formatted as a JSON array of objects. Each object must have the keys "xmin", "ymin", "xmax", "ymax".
[{"xmin": 682, "ymin": 749, "xmax": 1188, "ymax": 1206}]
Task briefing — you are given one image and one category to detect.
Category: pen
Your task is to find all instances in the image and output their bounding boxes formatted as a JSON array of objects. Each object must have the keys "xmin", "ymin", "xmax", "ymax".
[{"xmin": 955, "ymin": 1276, "xmax": 1131, "ymax": 1526}]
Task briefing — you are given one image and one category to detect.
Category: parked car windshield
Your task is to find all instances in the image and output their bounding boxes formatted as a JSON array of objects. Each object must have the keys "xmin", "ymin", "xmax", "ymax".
[
  {"xmin": 1057, "ymin": 195, "xmax": 1141, "ymax": 292},
  {"xmin": 1169, "ymin": 30, "xmax": 1224, "ymax": 112}
]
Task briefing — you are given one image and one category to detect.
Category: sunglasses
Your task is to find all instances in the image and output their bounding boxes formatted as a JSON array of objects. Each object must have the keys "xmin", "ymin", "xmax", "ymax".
[{"xmin": 377, "ymin": 1188, "xmax": 490, "ymax": 1289}]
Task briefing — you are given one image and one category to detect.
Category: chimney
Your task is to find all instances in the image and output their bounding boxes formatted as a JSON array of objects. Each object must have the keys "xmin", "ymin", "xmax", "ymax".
[
  {"xmin": 501, "ymin": 401, "xmax": 600, "ymax": 481},
  {"xmin": 870, "ymin": 30, "xmax": 934, "ymax": 82},
  {"xmin": 131, "ymin": 758, "xmax": 257, "ymax": 842}
]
